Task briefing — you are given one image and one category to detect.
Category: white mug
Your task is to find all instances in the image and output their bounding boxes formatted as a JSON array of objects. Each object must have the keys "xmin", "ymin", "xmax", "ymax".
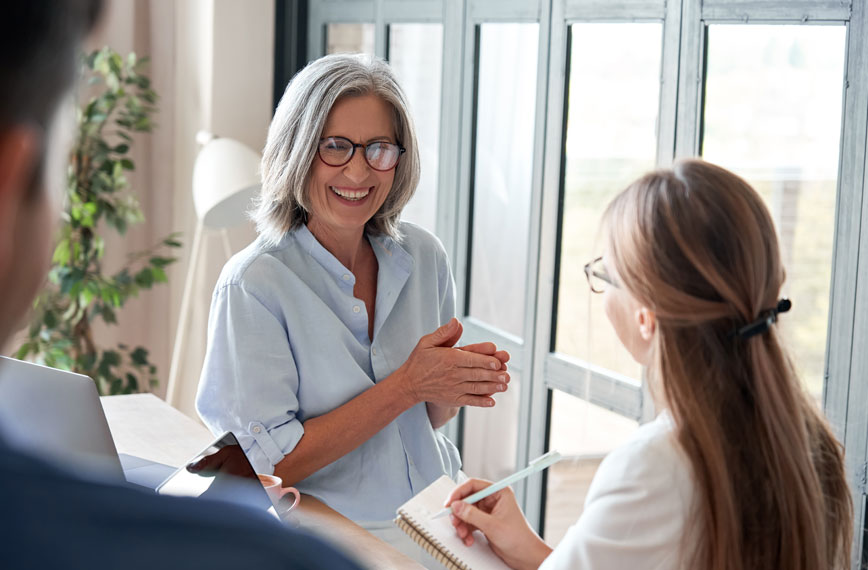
[{"xmin": 257, "ymin": 473, "xmax": 301, "ymax": 513}]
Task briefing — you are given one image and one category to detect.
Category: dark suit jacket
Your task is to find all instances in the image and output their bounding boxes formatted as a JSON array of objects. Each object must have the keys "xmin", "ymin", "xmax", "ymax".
[{"xmin": 0, "ymin": 435, "xmax": 365, "ymax": 570}]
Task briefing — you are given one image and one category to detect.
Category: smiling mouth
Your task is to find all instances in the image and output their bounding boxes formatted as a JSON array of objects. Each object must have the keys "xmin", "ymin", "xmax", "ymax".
[{"xmin": 330, "ymin": 186, "xmax": 371, "ymax": 201}]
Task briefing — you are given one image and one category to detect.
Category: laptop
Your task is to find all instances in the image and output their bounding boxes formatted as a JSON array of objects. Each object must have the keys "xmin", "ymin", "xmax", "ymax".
[
  {"xmin": 0, "ymin": 357, "xmax": 272, "ymax": 513},
  {"xmin": 0, "ymin": 355, "xmax": 184, "ymax": 490},
  {"xmin": 0, "ymin": 355, "xmax": 128, "ymax": 481}
]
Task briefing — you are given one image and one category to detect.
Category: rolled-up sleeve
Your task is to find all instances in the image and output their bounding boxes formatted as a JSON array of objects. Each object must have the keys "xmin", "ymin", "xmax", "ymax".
[{"xmin": 195, "ymin": 282, "xmax": 304, "ymax": 475}]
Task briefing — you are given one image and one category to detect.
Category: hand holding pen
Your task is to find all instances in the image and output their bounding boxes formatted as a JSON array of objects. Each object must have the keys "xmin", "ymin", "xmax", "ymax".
[{"xmin": 441, "ymin": 452, "xmax": 562, "ymax": 570}]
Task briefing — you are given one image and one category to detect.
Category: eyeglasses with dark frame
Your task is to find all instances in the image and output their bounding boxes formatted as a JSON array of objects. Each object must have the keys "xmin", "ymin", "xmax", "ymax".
[
  {"xmin": 317, "ymin": 136, "xmax": 406, "ymax": 171},
  {"xmin": 584, "ymin": 256, "xmax": 618, "ymax": 294}
]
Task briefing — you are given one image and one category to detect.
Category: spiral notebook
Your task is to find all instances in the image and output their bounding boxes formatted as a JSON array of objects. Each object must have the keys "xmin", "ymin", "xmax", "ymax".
[{"xmin": 394, "ymin": 475, "xmax": 511, "ymax": 570}]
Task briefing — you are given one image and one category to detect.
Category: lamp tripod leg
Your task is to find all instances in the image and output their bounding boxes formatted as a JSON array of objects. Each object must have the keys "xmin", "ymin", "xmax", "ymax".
[{"xmin": 166, "ymin": 221, "xmax": 204, "ymax": 408}]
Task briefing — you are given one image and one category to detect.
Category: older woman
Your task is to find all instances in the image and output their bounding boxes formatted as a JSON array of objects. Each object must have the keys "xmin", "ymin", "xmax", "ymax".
[{"xmin": 196, "ymin": 54, "xmax": 509, "ymax": 532}]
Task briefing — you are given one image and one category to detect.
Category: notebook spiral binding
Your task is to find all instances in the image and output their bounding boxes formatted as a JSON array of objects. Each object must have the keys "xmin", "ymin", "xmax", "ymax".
[{"xmin": 395, "ymin": 513, "xmax": 470, "ymax": 570}]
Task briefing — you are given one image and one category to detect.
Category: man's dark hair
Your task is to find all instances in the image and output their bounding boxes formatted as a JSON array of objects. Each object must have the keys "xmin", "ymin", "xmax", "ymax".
[{"xmin": 0, "ymin": 1, "xmax": 104, "ymax": 131}]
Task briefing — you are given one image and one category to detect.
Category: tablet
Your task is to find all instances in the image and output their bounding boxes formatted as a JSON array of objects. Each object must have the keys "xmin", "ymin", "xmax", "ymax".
[{"xmin": 156, "ymin": 431, "xmax": 277, "ymax": 516}]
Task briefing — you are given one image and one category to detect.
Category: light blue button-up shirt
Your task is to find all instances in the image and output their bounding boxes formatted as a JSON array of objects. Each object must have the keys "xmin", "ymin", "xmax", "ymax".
[{"xmin": 196, "ymin": 222, "xmax": 461, "ymax": 521}]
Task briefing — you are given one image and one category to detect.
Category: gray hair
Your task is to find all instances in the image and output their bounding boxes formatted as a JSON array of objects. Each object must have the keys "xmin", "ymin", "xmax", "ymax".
[{"xmin": 253, "ymin": 53, "xmax": 421, "ymax": 246}]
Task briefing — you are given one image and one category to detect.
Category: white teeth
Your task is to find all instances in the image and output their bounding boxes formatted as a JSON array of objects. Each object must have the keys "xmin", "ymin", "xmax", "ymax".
[{"xmin": 330, "ymin": 186, "xmax": 370, "ymax": 201}]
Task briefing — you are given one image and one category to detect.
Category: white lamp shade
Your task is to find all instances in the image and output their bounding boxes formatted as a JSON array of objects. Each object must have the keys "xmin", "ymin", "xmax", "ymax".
[{"xmin": 192, "ymin": 137, "xmax": 262, "ymax": 229}]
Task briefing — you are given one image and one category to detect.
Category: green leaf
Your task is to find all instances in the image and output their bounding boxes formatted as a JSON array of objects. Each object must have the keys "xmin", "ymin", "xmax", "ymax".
[
  {"xmin": 42, "ymin": 310, "xmax": 57, "ymax": 328},
  {"xmin": 149, "ymin": 256, "xmax": 176, "ymax": 268},
  {"xmin": 134, "ymin": 268, "xmax": 154, "ymax": 288},
  {"xmin": 102, "ymin": 350, "xmax": 121, "ymax": 367},
  {"xmin": 113, "ymin": 143, "xmax": 129, "ymax": 154},
  {"xmin": 120, "ymin": 158, "xmax": 135, "ymax": 170},
  {"xmin": 59, "ymin": 272, "xmax": 77, "ymax": 295},
  {"xmin": 130, "ymin": 347, "xmax": 149, "ymax": 366},
  {"xmin": 78, "ymin": 352, "xmax": 97, "ymax": 372},
  {"xmin": 81, "ymin": 286, "xmax": 95, "ymax": 306},
  {"xmin": 109, "ymin": 215, "xmax": 128, "ymax": 235},
  {"xmin": 52, "ymin": 239, "xmax": 70, "ymax": 265},
  {"xmin": 114, "ymin": 269, "xmax": 132, "ymax": 285},
  {"xmin": 54, "ymin": 352, "xmax": 74, "ymax": 370},
  {"xmin": 109, "ymin": 52, "xmax": 123, "ymax": 75},
  {"xmin": 15, "ymin": 343, "xmax": 32, "ymax": 360},
  {"xmin": 125, "ymin": 373, "xmax": 138, "ymax": 394},
  {"xmin": 100, "ymin": 305, "xmax": 117, "ymax": 324}
]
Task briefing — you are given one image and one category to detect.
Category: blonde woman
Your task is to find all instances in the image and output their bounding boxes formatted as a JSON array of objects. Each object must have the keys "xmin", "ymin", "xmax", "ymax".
[{"xmin": 446, "ymin": 159, "xmax": 852, "ymax": 569}]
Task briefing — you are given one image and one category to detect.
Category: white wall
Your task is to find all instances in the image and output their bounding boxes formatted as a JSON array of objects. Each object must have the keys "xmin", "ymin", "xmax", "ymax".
[
  {"xmin": 82, "ymin": 0, "xmax": 275, "ymax": 419},
  {"xmin": 169, "ymin": 0, "xmax": 274, "ymax": 419}
]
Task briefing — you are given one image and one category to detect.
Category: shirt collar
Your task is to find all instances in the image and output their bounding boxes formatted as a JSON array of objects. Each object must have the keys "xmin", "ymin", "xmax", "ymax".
[{"xmin": 292, "ymin": 224, "xmax": 414, "ymax": 284}]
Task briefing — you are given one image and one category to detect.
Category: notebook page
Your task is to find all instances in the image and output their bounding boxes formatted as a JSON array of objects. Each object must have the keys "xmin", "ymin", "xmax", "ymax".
[{"xmin": 397, "ymin": 476, "xmax": 511, "ymax": 570}]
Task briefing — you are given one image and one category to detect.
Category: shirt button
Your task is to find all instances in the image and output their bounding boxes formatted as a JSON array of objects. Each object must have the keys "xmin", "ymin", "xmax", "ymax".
[
  {"xmin": 252, "ymin": 426, "xmax": 262, "ymax": 434},
  {"xmin": 353, "ymin": 305, "xmax": 361, "ymax": 313},
  {"xmin": 372, "ymin": 347, "xmax": 377, "ymax": 356},
  {"xmin": 342, "ymin": 274, "xmax": 351, "ymax": 281}
]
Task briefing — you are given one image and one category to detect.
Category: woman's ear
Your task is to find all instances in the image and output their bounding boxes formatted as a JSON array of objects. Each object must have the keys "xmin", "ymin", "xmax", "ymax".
[{"xmin": 635, "ymin": 306, "xmax": 657, "ymax": 341}]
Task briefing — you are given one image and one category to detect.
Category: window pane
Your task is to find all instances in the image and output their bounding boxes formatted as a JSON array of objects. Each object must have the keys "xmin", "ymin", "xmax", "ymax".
[
  {"xmin": 325, "ymin": 23, "xmax": 375, "ymax": 55},
  {"xmin": 702, "ymin": 25, "xmax": 846, "ymax": 397},
  {"xmin": 389, "ymin": 23, "xmax": 443, "ymax": 234},
  {"xmin": 461, "ymin": 370, "xmax": 522, "ymax": 481},
  {"xmin": 544, "ymin": 390, "xmax": 638, "ymax": 545},
  {"xmin": 468, "ymin": 23, "xmax": 539, "ymax": 337},
  {"xmin": 554, "ymin": 23, "xmax": 662, "ymax": 380}
]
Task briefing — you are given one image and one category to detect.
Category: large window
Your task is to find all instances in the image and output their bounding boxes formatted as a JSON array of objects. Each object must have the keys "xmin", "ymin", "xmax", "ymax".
[
  {"xmin": 468, "ymin": 23, "xmax": 540, "ymax": 338},
  {"xmin": 544, "ymin": 20, "xmax": 663, "ymax": 543},
  {"xmin": 462, "ymin": 20, "xmax": 540, "ymax": 481},
  {"xmin": 701, "ymin": 24, "xmax": 847, "ymax": 397},
  {"xmin": 388, "ymin": 23, "xmax": 444, "ymax": 234},
  {"xmin": 554, "ymin": 22, "xmax": 662, "ymax": 379}
]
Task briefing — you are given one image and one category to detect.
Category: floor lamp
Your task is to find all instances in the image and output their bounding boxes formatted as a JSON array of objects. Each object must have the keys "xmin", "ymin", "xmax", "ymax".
[{"xmin": 165, "ymin": 133, "xmax": 261, "ymax": 408}]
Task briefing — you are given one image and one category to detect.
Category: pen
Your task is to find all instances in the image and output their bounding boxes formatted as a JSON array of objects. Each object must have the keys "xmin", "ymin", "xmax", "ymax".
[{"xmin": 431, "ymin": 450, "xmax": 563, "ymax": 520}]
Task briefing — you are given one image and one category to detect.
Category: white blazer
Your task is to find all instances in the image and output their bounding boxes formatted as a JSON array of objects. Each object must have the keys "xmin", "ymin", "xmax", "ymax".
[{"xmin": 540, "ymin": 412, "xmax": 695, "ymax": 570}]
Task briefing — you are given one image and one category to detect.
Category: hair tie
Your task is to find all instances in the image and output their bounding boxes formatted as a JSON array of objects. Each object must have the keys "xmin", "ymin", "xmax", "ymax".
[{"xmin": 733, "ymin": 299, "xmax": 792, "ymax": 340}]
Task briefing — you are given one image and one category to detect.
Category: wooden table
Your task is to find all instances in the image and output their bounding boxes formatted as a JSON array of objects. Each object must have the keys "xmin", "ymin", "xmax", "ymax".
[{"xmin": 101, "ymin": 393, "xmax": 423, "ymax": 570}]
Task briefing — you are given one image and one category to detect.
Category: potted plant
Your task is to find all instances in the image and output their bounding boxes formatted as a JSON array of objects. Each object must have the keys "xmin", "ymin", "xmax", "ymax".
[{"xmin": 16, "ymin": 47, "xmax": 181, "ymax": 396}]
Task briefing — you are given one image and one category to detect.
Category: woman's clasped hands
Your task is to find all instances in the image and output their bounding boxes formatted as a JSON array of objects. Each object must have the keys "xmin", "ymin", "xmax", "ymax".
[{"xmin": 395, "ymin": 317, "xmax": 510, "ymax": 409}]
